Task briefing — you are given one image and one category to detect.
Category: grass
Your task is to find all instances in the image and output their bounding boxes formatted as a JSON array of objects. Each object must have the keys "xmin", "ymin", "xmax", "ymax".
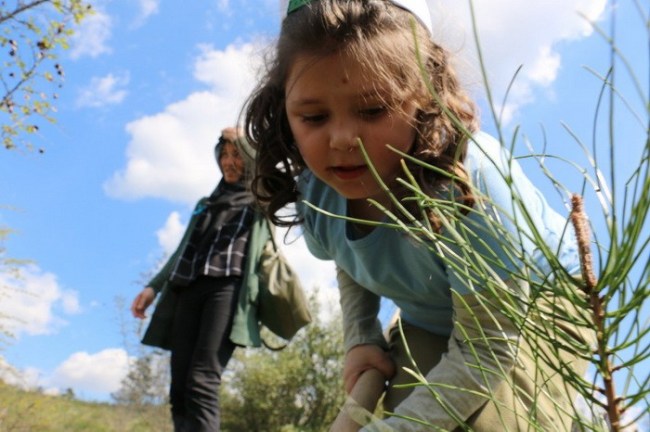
[{"xmin": 0, "ymin": 381, "xmax": 172, "ymax": 432}]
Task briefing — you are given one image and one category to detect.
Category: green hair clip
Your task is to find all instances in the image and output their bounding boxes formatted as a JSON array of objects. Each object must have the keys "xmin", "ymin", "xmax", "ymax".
[{"xmin": 287, "ymin": 0, "xmax": 314, "ymax": 14}]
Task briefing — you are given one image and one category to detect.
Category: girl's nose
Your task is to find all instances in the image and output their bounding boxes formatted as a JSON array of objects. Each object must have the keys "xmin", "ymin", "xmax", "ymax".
[{"xmin": 329, "ymin": 119, "xmax": 358, "ymax": 151}]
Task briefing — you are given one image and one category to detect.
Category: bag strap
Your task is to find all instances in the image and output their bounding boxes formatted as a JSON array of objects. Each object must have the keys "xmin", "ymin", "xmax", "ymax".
[
  {"xmin": 262, "ymin": 337, "xmax": 288, "ymax": 351},
  {"xmin": 264, "ymin": 217, "xmax": 278, "ymax": 251},
  {"xmin": 260, "ymin": 217, "xmax": 287, "ymax": 350}
]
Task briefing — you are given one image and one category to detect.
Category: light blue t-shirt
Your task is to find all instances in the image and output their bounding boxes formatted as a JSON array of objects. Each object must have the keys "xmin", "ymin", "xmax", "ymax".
[{"xmin": 298, "ymin": 132, "xmax": 579, "ymax": 336}]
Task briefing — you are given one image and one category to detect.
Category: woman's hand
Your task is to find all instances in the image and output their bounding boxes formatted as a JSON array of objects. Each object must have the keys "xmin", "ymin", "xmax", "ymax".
[
  {"xmin": 343, "ymin": 344, "xmax": 395, "ymax": 394},
  {"xmin": 130, "ymin": 286, "xmax": 156, "ymax": 319}
]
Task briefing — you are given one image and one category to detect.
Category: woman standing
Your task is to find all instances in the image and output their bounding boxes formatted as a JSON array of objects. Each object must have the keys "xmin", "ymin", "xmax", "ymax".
[{"xmin": 130, "ymin": 127, "xmax": 267, "ymax": 432}]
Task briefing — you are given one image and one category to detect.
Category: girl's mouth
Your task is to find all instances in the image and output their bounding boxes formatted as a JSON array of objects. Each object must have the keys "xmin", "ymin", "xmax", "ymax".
[{"xmin": 331, "ymin": 165, "xmax": 366, "ymax": 180}]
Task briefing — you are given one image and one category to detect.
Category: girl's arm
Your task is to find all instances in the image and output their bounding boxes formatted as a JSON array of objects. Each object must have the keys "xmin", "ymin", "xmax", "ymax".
[
  {"xmin": 337, "ymin": 267, "xmax": 395, "ymax": 391},
  {"xmin": 337, "ymin": 266, "xmax": 388, "ymax": 352},
  {"xmin": 377, "ymin": 279, "xmax": 526, "ymax": 431}
]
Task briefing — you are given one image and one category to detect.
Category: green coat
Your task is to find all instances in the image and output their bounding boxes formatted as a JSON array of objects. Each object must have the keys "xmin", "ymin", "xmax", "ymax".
[{"xmin": 141, "ymin": 198, "xmax": 270, "ymax": 349}]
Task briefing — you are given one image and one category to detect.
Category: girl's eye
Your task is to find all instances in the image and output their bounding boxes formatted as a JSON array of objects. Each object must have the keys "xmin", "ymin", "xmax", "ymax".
[
  {"xmin": 301, "ymin": 113, "xmax": 327, "ymax": 123},
  {"xmin": 359, "ymin": 106, "xmax": 387, "ymax": 119}
]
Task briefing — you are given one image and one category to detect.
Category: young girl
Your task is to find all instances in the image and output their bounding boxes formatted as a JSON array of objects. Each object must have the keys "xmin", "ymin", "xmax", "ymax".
[{"xmin": 244, "ymin": 0, "xmax": 593, "ymax": 430}]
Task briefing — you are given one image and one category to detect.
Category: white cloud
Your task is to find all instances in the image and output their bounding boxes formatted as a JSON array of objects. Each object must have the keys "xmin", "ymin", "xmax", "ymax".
[
  {"xmin": 76, "ymin": 72, "xmax": 129, "ymax": 108},
  {"xmin": 103, "ymin": 90, "xmax": 223, "ymax": 203},
  {"xmin": 0, "ymin": 266, "xmax": 80, "ymax": 338},
  {"xmin": 0, "ymin": 356, "xmax": 25, "ymax": 387},
  {"xmin": 104, "ymin": 42, "xmax": 263, "ymax": 204},
  {"xmin": 131, "ymin": 0, "xmax": 160, "ymax": 27},
  {"xmin": 425, "ymin": 0, "xmax": 607, "ymax": 123},
  {"xmin": 0, "ymin": 356, "xmax": 49, "ymax": 392},
  {"xmin": 156, "ymin": 211, "xmax": 186, "ymax": 256},
  {"xmin": 216, "ymin": 0, "xmax": 231, "ymax": 13},
  {"xmin": 1, "ymin": 348, "xmax": 131, "ymax": 402},
  {"xmin": 277, "ymin": 0, "xmax": 293, "ymax": 17},
  {"xmin": 193, "ymin": 43, "xmax": 263, "ymax": 98},
  {"xmin": 619, "ymin": 405, "xmax": 648, "ymax": 432},
  {"xmin": 69, "ymin": 8, "xmax": 112, "ymax": 59},
  {"xmin": 48, "ymin": 349, "xmax": 131, "ymax": 398},
  {"xmin": 137, "ymin": 0, "xmax": 160, "ymax": 20},
  {"xmin": 574, "ymin": 390, "xmax": 648, "ymax": 432}
]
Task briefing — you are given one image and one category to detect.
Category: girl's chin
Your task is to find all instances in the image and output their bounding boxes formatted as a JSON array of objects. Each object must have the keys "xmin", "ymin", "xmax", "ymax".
[{"xmin": 331, "ymin": 184, "xmax": 382, "ymax": 202}]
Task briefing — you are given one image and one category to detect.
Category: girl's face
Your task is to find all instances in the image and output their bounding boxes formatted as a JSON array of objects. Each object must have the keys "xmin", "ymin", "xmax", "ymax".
[
  {"xmin": 285, "ymin": 52, "xmax": 418, "ymax": 216},
  {"xmin": 219, "ymin": 142, "xmax": 245, "ymax": 184}
]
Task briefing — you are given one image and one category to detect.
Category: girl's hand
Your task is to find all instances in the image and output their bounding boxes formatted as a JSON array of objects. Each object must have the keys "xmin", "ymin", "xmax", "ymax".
[
  {"xmin": 130, "ymin": 287, "xmax": 155, "ymax": 319},
  {"xmin": 343, "ymin": 344, "xmax": 395, "ymax": 394},
  {"xmin": 330, "ymin": 368, "xmax": 386, "ymax": 432}
]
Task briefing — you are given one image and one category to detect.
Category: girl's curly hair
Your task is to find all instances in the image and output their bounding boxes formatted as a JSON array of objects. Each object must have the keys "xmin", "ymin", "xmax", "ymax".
[{"xmin": 243, "ymin": 0, "xmax": 478, "ymax": 229}]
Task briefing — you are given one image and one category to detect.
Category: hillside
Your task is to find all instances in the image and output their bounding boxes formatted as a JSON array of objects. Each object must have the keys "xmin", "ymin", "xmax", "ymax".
[{"xmin": 0, "ymin": 381, "xmax": 171, "ymax": 432}]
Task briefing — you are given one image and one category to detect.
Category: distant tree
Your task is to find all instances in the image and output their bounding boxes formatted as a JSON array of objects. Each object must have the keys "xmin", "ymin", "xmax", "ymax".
[
  {"xmin": 0, "ymin": 226, "xmax": 23, "ymax": 278},
  {"xmin": 220, "ymin": 296, "xmax": 346, "ymax": 432},
  {"xmin": 1, "ymin": 0, "xmax": 92, "ymax": 152},
  {"xmin": 112, "ymin": 294, "xmax": 170, "ymax": 407},
  {"xmin": 0, "ymin": 224, "xmax": 29, "ymax": 351},
  {"xmin": 112, "ymin": 351, "xmax": 170, "ymax": 406}
]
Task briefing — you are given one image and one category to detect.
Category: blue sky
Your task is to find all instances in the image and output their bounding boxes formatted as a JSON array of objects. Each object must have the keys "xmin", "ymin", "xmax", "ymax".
[{"xmin": 0, "ymin": 0, "xmax": 647, "ymax": 424}]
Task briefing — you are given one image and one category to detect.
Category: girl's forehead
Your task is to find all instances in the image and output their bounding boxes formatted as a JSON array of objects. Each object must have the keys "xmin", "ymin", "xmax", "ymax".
[
  {"xmin": 287, "ymin": 53, "xmax": 370, "ymax": 88},
  {"xmin": 285, "ymin": 53, "xmax": 399, "ymax": 103}
]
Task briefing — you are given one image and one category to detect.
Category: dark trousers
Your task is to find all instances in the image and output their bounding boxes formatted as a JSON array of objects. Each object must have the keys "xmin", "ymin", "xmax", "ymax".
[{"xmin": 170, "ymin": 275, "xmax": 240, "ymax": 432}]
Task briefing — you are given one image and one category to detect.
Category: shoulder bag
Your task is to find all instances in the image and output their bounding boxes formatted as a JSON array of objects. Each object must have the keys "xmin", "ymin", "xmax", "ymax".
[{"xmin": 257, "ymin": 219, "xmax": 312, "ymax": 343}]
